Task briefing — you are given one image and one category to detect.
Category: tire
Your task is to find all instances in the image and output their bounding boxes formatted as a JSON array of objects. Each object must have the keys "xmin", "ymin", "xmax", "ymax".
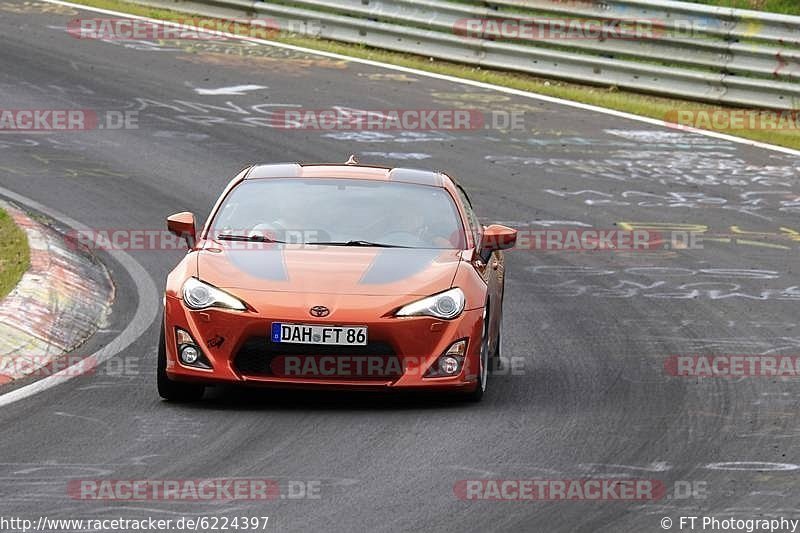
[
  {"xmin": 489, "ymin": 318, "xmax": 503, "ymax": 373},
  {"xmin": 463, "ymin": 306, "xmax": 490, "ymax": 403},
  {"xmin": 157, "ymin": 324, "xmax": 205, "ymax": 402},
  {"xmin": 490, "ymin": 275, "xmax": 506, "ymax": 371}
]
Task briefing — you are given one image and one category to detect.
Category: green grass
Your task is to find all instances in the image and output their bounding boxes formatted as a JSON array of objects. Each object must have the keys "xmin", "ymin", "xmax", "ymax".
[
  {"xmin": 685, "ymin": 0, "xmax": 800, "ymax": 16},
  {"xmin": 0, "ymin": 208, "xmax": 30, "ymax": 299},
  {"xmin": 68, "ymin": 0, "xmax": 800, "ymax": 150}
]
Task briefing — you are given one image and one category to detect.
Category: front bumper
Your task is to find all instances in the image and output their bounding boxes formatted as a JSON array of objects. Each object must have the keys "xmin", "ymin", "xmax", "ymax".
[{"xmin": 164, "ymin": 294, "xmax": 484, "ymax": 391}]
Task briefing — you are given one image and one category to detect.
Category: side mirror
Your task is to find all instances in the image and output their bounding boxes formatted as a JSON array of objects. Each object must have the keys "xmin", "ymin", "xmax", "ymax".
[
  {"xmin": 481, "ymin": 224, "xmax": 517, "ymax": 255},
  {"xmin": 166, "ymin": 212, "xmax": 196, "ymax": 248}
]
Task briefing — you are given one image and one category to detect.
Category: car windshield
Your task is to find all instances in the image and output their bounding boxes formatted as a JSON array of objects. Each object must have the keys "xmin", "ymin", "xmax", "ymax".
[{"xmin": 208, "ymin": 178, "xmax": 467, "ymax": 249}]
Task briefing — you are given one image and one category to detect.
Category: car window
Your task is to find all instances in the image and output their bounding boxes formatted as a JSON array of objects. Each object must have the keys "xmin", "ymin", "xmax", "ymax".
[
  {"xmin": 456, "ymin": 186, "xmax": 482, "ymax": 248},
  {"xmin": 209, "ymin": 178, "xmax": 467, "ymax": 249}
]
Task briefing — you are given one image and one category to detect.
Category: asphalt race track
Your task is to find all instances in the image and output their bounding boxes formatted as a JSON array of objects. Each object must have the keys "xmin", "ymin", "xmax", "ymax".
[{"xmin": 0, "ymin": 2, "xmax": 799, "ymax": 531}]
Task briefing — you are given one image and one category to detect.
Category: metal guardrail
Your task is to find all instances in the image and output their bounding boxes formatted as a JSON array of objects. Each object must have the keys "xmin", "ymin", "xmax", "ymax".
[
  {"xmin": 494, "ymin": 0, "xmax": 800, "ymax": 46},
  {"xmin": 135, "ymin": 0, "xmax": 800, "ymax": 109}
]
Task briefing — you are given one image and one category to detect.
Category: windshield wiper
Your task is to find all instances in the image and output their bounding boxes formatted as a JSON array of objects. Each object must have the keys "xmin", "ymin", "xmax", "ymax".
[
  {"xmin": 311, "ymin": 240, "xmax": 410, "ymax": 248},
  {"xmin": 215, "ymin": 234, "xmax": 284, "ymax": 243}
]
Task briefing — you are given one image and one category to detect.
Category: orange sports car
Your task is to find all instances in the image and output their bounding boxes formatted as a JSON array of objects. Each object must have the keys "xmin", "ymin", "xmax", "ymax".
[{"xmin": 158, "ymin": 158, "xmax": 516, "ymax": 402}]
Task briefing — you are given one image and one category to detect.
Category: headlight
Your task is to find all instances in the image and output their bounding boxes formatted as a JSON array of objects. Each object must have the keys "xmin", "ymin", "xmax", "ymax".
[
  {"xmin": 182, "ymin": 277, "xmax": 246, "ymax": 311},
  {"xmin": 395, "ymin": 288, "xmax": 465, "ymax": 320}
]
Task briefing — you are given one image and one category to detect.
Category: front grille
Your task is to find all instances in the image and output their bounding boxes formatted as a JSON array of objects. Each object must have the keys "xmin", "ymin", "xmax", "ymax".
[{"xmin": 233, "ymin": 337, "xmax": 400, "ymax": 380}]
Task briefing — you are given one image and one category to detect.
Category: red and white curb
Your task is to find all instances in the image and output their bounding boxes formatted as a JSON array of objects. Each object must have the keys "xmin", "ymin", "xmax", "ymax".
[{"xmin": 0, "ymin": 201, "xmax": 114, "ymax": 384}]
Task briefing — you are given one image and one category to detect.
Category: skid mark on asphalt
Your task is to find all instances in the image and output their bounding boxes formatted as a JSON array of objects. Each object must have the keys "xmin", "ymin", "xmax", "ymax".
[
  {"xmin": 54, "ymin": 411, "xmax": 114, "ymax": 436},
  {"xmin": 131, "ymin": 414, "xmax": 205, "ymax": 442}
]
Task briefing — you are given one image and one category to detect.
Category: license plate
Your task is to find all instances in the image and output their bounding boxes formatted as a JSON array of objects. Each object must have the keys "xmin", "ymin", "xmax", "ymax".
[{"xmin": 271, "ymin": 323, "xmax": 368, "ymax": 346}]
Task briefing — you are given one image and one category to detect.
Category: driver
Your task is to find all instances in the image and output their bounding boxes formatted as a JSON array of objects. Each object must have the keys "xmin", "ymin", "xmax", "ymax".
[{"xmin": 246, "ymin": 202, "xmax": 297, "ymax": 241}]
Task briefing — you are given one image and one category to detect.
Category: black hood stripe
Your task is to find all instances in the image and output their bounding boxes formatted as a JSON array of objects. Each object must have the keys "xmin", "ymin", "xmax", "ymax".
[
  {"xmin": 359, "ymin": 249, "xmax": 442, "ymax": 285},
  {"xmin": 224, "ymin": 247, "xmax": 288, "ymax": 281}
]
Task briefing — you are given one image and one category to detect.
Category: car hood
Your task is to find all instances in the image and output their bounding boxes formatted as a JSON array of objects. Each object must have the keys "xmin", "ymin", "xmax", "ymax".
[{"xmin": 195, "ymin": 241, "xmax": 462, "ymax": 296}]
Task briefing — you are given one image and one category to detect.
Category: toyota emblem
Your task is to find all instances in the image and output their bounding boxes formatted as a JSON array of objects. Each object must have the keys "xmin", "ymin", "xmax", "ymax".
[{"xmin": 309, "ymin": 305, "xmax": 330, "ymax": 317}]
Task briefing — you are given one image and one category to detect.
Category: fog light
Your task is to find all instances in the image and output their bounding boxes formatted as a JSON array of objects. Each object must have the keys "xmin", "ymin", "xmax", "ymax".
[
  {"xmin": 425, "ymin": 339, "xmax": 468, "ymax": 377},
  {"xmin": 440, "ymin": 356, "xmax": 460, "ymax": 375},
  {"xmin": 180, "ymin": 345, "xmax": 199, "ymax": 365},
  {"xmin": 173, "ymin": 328, "xmax": 212, "ymax": 369}
]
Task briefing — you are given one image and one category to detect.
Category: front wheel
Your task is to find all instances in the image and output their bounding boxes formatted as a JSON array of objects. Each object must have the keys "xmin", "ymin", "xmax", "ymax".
[
  {"xmin": 463, "ymin": 307, "xmax": 490, "ymax": 402},
  {"xmin": 489, "ymin": 318, "xmax": 503, "ymax": 373},
  {"xmin": 157, "ymin": 324, "xmax": 205, "ymax": 402}
]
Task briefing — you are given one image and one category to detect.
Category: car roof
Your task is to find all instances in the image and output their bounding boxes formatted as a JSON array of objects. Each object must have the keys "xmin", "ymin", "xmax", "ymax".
[{"xmin": 243, "ymin": 162, "xmax": 450, "ymax": 188}]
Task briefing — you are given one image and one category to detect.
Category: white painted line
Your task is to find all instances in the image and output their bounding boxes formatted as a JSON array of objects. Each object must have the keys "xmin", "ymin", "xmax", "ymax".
[
  {"xmin": 40, "ymin": 0, "xmax": 800, "ymax": 158},
  {"xmin": 0, "ymin": 186, "xmax": 159, "ymax": 408},
  {"xmin": 194, "ymin": 84, "xmax": 267, "ymax": 95}
]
